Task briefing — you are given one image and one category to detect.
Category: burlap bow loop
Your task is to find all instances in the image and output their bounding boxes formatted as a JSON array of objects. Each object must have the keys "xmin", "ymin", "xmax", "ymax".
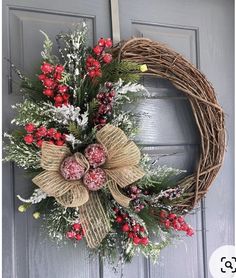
[
  {"xmin": 96, "ymin": 124, "xmax": 145, "ymax": 203},
  {"xmin": 32, "ymin": 124, "xmax": 145, "ymax": 248}
]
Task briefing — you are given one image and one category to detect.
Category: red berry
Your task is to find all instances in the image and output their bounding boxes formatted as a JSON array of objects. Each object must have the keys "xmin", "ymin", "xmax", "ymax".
[
  {"xmin": 54, "ymin": 95, "xmax": 64, "ymax": 103},
  {"xmin": 43, "ymin": 78, "xmax": 55, "ymax": 88},
  {"xmin": 181, "ymin": 223, "xmax": 189, "ymax": 231},
  {"xmin": 86, "ymin": 56, "xmax": 94, "ymax": 65},
  {"xmin": 103, "ymin": 53, "xmax": 112, "ymax": 63},
  {"xmin": 24, "ymin": 123, "xmax": 36, "ymax": 133},
  {"xmin": 72, "ymin": 223, "xmax": 81, "ymax": 231},
  {"xmin": 54, "ymin": 132, "xmax": 62, "ymax": 140},
  {"xmin": 55, "ymin": 65, "xmax": 64, "ymax": 73},
  {"xmin": 53, "ymin": 72, "xmax": 62, "ymax": 81},
  {"xmin": 37, "ymin": 126, "xmax": 47, "ymax": 137},
  {"xmin": 75, "ymin": 234, "xmax": 83, "ymax": 241},
  {"xmin": 43, "ymin": 89, "xmax": 54, "ymax": 97},
  {"xmin": 109, "ymin": 90, "xmax": 116, "ymax": 97},
  {"xmin": 24, "ymin": 134, "xmax": 34, "ymax": 144},
  {"xmin": 102, "ymin": 104, "xmax": 112, "ymax": 114},
  {"xmin": 177, "ymin": 216, "xmax": 185, "ymax": 224},
  {"xmin": 38, "ymin": 74, "xmax": 46, "ymax": 81},
  {"xmin": 105, "ymin": 38, "xmax": 112, "ymax": 48},
  {"xmin": 88, "ymin": 70, "xmax": 96, "ymax": 78},
  {"xmin": 93, "ymin": 60, "xmax": 101, "ymax": 69},
  {"xmin": 66, "ymin": 231, "xmax": 76, "ymax": 239},
  {"xmin": 186, "ymin": 228, "xmax": 194, "ymax": 236},
  {"xmin": 105, "ymin": 82, "xmax": 113, "ymax": 89},
  {"xmin": 62, "ymin": 93, "xmax": 70, "ymax": 100},
  {"xmin": 133, "ymin": 236, "xmax": 141, "ymax": 245},
  {"xmin": 128, "ymin": 232, "xmax": 134, "ymax": 238},
  {"xmin": 58, "ymin": 85, "xmax": 68, "ymax": 94},
  {"xmin": 56, "ymin": 140, "xmax": 64, "ymax": 146},
  {"xmin": 164, "ymin": 219, "xmax": 171, "ymax": 229},
  {"xmin": 98, "ymin": 38, "xmax": 106, "ymax": 46},
  {"xmin": 140, "ymin": 237, "xmax": 149, "ymax": 245},
  {"xmin": 132, "ymin": 224, "xmax": 140, "ymax": 232},
  {"xmin": 93, "ymin": 45, "xmax": 103, "ymax": 55},
  {"xmin": 55, "ymin": 102, "xmax": 63, "ymax": 107},
  {"xmin": 115, "ymin": 216, "xmax": 123, "ymax": 223},
  {"xmin": 41, "ymin": 63, "xmax": 54, "ymax": 74},
  {"xmin": 173, "ymin": 220, "xmax": 181, "ymax": 231},
  {"xmin": 47, "ymin": 128, "xmax": 56, "ymax": 137},
  {"xmin": 36, "ymin": 140, "xmax": 43, "ymax": 147},
  {"xmin": 97, "ymin": 92, "xmax": 104, "ymax": 100},
  {"xmin": 168, "ymin": 213, "xmax": 176, "ymax": 220},
  {"xmin": 122, "ymin": 223, "xmax": 130, "ymax": 232}
]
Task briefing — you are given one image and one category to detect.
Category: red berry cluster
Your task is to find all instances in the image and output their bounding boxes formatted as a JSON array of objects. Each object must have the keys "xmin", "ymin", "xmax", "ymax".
[
  {"xmin": 39, "ymin": 62, "xmax": 70, "ymax": 107},
  {"xmin": 113, "ymin": 207, "xmax": 149, "ymax": 246},
  {"xmin": 86, "ymin": 38, "xmax": 113, "ymax": 78},
  {"xmin": 94, "ymin": 82, "xmax": 116, "ymax": 128},
  {"xmin": 23, "ymin": 123, "xmax": 66, "ymax": 147},
  {"xmin": 127, "ymin": 185, "xmax": 148, "ymax": 212},
  {"xmin": 160, "ymin": 210, "xmax": 194, "ymax": 236},
  {"xmin": 66, "ymin": 223, "xmax": 85, "ymax": 241}
]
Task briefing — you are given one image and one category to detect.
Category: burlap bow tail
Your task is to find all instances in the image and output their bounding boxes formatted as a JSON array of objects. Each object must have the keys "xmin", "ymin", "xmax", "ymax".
[{"xmin": 32, "ymin": 124, "xmax": 145, "ymax": 248}]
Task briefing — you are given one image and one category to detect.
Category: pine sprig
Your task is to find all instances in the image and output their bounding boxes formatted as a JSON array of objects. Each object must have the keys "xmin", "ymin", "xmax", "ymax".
[
  {"xmin": 99, "ymin": 60, "xmax": 141, "ymax": 84},
  {"xmin": 11, "ymin": 100, "xmax": 51, "ymax": 127},
  {"xmin": 67, "ymin": 122, "xmax": 82, "ymax": 139}
]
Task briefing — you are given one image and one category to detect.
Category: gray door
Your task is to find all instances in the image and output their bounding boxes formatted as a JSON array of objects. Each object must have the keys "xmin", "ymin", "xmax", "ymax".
[{"xmin": 3, "ymin": 0, "xmax": 234, "ymax": 278}]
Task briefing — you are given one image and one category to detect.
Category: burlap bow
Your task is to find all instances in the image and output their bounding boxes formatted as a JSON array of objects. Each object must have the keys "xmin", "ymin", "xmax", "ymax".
[{"xmin": 32, "ymin": 124, "xmax": 145, "ymax": 248}]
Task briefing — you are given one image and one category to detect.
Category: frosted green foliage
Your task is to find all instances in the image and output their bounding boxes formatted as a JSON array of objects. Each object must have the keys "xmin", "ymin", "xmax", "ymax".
[
  {"xmin": 11, "ymin": 100, "xmax": 51, "ymax": 127},
  {"xmin": 40, "ymin": 30, "xmax": 59, "ymax": 64},
  {"xmin": 111, "ymin": 111, "xmax": 139, "ymax": 138},
  {"xmin": 114, "ymin": 78, "xmax": 149, "ymax": 105},
  {"xmin": 56, "ymin": 22, "xmax": 88, "ymax": 103},
  {"xmin": 4, "ymin": 133, "xmax": 41, "ymax": 169},
  {"xmin": 138, "ymin": 154, "xmax": 186, "ymax": 190},
  {"xmin": 17, "ymin": 188, "xmax": 47, "ymax": 204},
  {"xmin": 46, "ymin": 103, "xmax": 88, "ymax": 127},
  {"xmin": 43, "ymin": 201, "xmax": 79, "ymax": 244},
  {"xmin": 65, "ymin": 134, "xmax": 82, "ymax": 149}
]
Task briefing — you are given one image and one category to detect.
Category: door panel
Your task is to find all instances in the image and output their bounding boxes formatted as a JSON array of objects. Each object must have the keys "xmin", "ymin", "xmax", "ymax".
[
  {"xmin": 117, "ymin": 0, "xmax": 234, "ymax": 278},
  {"xmin": 3, "ymin": 1, "xmax": 110, "ymax": 278},
  {"xmin": 3, "ymin": 0, "xmax": 234, "ymax": 278}
]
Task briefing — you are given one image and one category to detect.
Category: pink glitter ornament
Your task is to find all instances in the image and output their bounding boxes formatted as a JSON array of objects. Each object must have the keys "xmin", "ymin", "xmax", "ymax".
[
  {"xmin": 83, "ymin": 168, "xmax": 106, "ymax": 191},
  {"xmin": 84, "ymin": 143, "xmax": 106, "ymax": 168},
  {"xmin": 60, "ymin": 155, "xmax": 85, "ymax": 180}
]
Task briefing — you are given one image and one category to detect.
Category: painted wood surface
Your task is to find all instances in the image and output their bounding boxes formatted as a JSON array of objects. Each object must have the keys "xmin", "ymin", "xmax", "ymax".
[
  {"xmin": 2, "ymin": 0, "xmax": 234, "ymax": 278},
  {"xmin": 117, "ymin": 0, "xmax": 234, "ymax": 278}
]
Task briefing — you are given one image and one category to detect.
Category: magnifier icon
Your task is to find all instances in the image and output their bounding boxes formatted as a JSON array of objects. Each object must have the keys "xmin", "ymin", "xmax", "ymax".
[{"xmin": 225, "ymin": 261, "xmax": 233, "ymax": 269}]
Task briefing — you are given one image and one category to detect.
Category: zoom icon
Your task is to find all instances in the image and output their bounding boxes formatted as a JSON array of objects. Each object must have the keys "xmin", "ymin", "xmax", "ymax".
[
  {"xmin": 220, "ymin": 257, "xmax": 236, "ymax": 274},
  {"xmin": 209, "ymin": 245, "xmax": 236, "ymax": 278}
]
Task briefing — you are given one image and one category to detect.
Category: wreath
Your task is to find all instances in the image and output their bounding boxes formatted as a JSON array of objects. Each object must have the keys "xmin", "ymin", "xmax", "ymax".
[{"xmin": 4, "ymin": 23, "xmax": 225, "ymax": 265}]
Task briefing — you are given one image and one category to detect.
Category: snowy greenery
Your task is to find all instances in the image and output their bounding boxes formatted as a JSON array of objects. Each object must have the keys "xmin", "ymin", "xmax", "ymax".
[{"xmin": 4, "ymin": 23, "xmax": 192, "ymax": 268}]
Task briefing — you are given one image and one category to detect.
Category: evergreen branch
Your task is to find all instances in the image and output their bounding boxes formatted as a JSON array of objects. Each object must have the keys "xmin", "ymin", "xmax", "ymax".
[
  {"xmin": 99, "ymin": 60, "xmax": 141, "ymax": 84},
  {"xmin": 67, "ymin": 122, "xmax": 82, "ymax": 139},
  {"xmin": 40, "ymin": 30, "xmax": 59, "ymax": 64}
]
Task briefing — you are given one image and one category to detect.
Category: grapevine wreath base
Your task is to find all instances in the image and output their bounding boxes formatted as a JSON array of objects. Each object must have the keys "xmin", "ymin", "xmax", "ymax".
[
  {"xmin": 113, "ymin": 38, "xmax": 226, "ymax": 211},
  {"xmin": 4, "ymin": 23, "xmax": 225, "ymax": 265}
]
